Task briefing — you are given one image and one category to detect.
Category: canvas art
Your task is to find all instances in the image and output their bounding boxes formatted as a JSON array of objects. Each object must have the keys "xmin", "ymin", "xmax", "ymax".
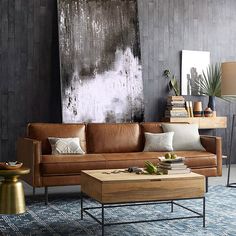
[
  {"xmin": 181, "ymin": 50, "xmax": 210, "ymax": 95},
  {"xmin": 58, "ymin": 0, "xmax": 144, "ymax": 123}
]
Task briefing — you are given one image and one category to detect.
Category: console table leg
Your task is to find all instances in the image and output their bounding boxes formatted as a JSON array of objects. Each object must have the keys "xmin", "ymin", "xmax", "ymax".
[
  {"xmin": 203, "ymin": 197, "xmax": 206, "ymax": 227},
  {"xmin": 102, "ymin": 204, "xmax": 104, "ymax": 236},
  {"xmin": 33, "ymin": 187, "xmax": 35, "ymax": 196},
  {"xmin": 81, "ymin": 192, "xmax": 83, "ymax": 220}
]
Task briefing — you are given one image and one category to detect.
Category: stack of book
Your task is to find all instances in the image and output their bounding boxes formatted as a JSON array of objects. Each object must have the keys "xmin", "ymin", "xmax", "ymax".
[
  {"xmin": 158, "ymin": 157, "xmax": 191, "ymax": 175},
  {"xmin": 165, "ymin": 96, "xmax": 188, "ymax": 118}
]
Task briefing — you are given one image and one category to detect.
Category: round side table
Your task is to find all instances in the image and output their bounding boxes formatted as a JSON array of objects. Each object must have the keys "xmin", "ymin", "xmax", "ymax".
[{"xmin": 0, "ymin": 167, "xmax": 30, "ymax": 214}]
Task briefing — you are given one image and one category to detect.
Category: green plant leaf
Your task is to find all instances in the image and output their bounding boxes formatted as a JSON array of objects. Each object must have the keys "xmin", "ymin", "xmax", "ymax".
[
  {"xmin": 169, "ymin": 76, "xmax": 180, "ymax": 96},
  {"xmin": 191, "ymin": 63, "xmax": 221, "ymax": 97}
]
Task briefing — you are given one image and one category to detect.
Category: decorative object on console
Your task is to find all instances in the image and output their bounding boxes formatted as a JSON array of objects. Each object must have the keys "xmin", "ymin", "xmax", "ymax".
[
  {"xmin": 58, "ymin": 0, "xmax": 144, "ymax": 123},
  {"xmin": 48, "ymin": 137, "xmax": 85, "ymax": 155},
  {"xmin": 193, "ymin": 101, "xmax": 203, "ymax": 117},
  {"xmin": 221, "ymin": 62, "xmax": 236, "ymax": 188},
  {"xmin": 163, "ymin": 69, "xmax": 180, "ymax": 96},
  {"xmin": 0, "ymin": 161, "xmax": 23, "ymax": 170},
  {"xmin": 143, "ymin": 132, "xmax": 174, "ymax": 152},
  {"xmin": 191, "ymin": 63, "xmax": 222, "ymax": 117},
  {"xmin": 181, "ymin": 50, "xmax": 210, "ymax": 95},
  {"xmin": 161, "ymin": 123, "xmax": 205, "ymax": 151},
  {"xmin": 185, "ymin": 101, "xmax": 194, "ymax": 117},
  {"xmin": 204, "ymin": 107, "xmax": 213, "ymax": 117},
  {"xmin": 164, "ymin": 96, "xmax": 188, "ymax": 118}
]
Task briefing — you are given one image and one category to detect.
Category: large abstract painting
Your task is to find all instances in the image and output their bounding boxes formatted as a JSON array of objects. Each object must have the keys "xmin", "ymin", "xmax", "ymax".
[
  {"xmin": 58, "ymin": 0, "xmax": 144, "ymax": 123},
  {"xmin": 181, "ymin": 50, "xmax": 210, "ymax": 95}
]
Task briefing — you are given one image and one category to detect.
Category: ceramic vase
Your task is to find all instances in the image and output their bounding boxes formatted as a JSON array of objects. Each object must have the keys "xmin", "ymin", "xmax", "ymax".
[{"xmin": 193, "ymin": 101, "xmax": 203, "ymax": 117}]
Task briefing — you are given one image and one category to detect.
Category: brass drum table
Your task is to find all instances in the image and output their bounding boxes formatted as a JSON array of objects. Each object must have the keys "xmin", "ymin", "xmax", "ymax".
[{"xmin": 0, "ymin": 167, "xmax": 30, "ymax": 214}]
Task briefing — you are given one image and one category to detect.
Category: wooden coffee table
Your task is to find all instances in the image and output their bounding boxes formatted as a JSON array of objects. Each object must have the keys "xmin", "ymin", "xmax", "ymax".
[{"xmin": 81, "ymin": 169, "xmax": 205, "ymax": 235}]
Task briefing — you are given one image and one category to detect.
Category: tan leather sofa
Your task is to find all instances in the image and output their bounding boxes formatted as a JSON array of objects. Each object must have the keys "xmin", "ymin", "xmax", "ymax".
[{"xmin": 17, "ymin": 122, "xmax": 222, "ymax": 204}]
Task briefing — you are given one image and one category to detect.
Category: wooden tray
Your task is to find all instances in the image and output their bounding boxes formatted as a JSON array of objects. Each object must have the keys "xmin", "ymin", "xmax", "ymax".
[{"xmin": 0, "ymin": 162, "xmax": 23, "ymax": 170}]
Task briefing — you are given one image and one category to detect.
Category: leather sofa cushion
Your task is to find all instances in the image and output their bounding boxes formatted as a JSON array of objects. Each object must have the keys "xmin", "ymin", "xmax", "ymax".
[
  {"xmin": 180, "ymin": 151, "xmax": 217, "ymax": 168},
  {"xmin": 27, "ymin": 123, "xmax": 86, "ymax": 154},
  {"xmin": 102, "ymin": 151, "xmax": 217, "ymax": 169},
  {"xmin": 87, "ymin": 123, "xmax": 142, "ymax": 153},
  {"xmin": 140, "ymin": 122, "xmax": 163, "ymax": 133},
  {"xmin": 103, "ymin": 152, "xmax": 160, "ymax": 169},
  {"xmin": 40, "ymin": 151, "xmax": 216, "ymax": 176},
  {"xmin": 41, "ymin": 154, "xmax": 105, "ymax": 176}
]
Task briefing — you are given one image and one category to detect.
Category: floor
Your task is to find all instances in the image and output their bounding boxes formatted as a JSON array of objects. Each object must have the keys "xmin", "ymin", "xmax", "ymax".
[{"xmin": 22, "ymin": 164, "xmax": 236, "ymax": 196}]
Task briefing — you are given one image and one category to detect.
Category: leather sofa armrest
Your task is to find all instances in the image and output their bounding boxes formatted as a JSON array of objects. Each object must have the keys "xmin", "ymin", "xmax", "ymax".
[
  {"xmin": 200, "ymin": 135, "xmax": 222, "ymax": 176},
  {"xmin": 16, "ymin": 138, "xmax": 42, "ymax": 187}
]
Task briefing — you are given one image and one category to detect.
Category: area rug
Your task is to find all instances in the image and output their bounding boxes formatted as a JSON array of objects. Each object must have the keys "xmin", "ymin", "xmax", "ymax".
[{"xmin": 0, "ymin": 185, "xmax": 236, "ymax": 236}]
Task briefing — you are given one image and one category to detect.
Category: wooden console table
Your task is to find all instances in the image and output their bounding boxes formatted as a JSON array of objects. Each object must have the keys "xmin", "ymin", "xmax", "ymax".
[{"xmin": 163, "ymin": 117, "xmax": 227, "ymax": 129}]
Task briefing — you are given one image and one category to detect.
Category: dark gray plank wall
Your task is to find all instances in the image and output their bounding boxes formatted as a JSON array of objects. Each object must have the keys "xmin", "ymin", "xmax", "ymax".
[
  {"xmin": 0, "ymin": 0, "xmax": 236, "ymax": 162},
  {"xmin": 0, "ymin": 0, "xmax": 61, "ymax": 161}
]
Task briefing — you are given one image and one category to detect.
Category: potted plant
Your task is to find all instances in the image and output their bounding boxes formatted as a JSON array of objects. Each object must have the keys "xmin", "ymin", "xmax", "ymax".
[{"xmin": 192, "ymin": 63, "xmax": 221, "ymax": 111}]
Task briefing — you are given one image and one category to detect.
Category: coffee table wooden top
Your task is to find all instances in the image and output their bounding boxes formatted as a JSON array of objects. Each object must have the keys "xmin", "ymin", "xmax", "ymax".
[
  {"xmin": 81, "ymin": 169, "xmax": 202, "ymax": 182},
  {"xmin": 81, "ymin": 169, "xmax": 205, "ymax": 204}
]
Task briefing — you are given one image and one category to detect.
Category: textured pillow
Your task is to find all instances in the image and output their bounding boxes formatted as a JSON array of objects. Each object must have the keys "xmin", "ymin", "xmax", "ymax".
[
  {"xmin": 48, "ymin": 137, "xmax": 85, "ymax": 155},
  {"xmin": 161, "ymin": 123, "xmax": 205, "ymax": 151},
  {"xmin": 143, "ymin": 132, "xmax": 174, "ymax": 152}
]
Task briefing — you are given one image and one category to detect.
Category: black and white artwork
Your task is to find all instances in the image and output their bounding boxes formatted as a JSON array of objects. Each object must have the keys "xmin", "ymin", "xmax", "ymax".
[
  {"xmin": 58, "ymin": 0, "xmax": 144, "ymax": 123},
  {"xmin": 181, "ymin": 50, "xmax": 210, "ymax": 95}
]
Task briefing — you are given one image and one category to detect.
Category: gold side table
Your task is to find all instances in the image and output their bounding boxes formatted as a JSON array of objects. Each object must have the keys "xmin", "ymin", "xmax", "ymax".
[{"xmin": 0, "ymin": 167, "xmax": 30, "ymax": 214}]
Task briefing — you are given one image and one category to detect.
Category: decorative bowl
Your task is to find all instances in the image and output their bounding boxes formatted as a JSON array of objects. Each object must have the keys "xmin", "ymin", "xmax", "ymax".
[{"xmin": 0, "ymin": 161, "xmax": 23, "ymax": 170}]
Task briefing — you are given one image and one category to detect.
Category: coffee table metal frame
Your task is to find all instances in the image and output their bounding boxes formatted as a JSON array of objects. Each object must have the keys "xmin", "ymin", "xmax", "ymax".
[{"xmin": 80, "ymin": 192, "xmax": 205, "ymax": 236}]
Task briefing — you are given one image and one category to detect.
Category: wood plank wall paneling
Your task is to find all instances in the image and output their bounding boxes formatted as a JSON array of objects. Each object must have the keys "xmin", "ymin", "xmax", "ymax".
[
  {"xmin": 0, "ymin": 0, "xmax": 61, "ymax": 161},
  {"xmin": 0, "ymin": 0, "xmax": 236, "ymax": 163}
]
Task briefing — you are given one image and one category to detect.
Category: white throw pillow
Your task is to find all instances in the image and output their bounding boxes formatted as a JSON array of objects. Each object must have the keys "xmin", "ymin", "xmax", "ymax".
[
  {"xmin": 143, "ymin": 132, "xmax": 174, "ymax": 152},
  {"xmin": 48, "ymin": 137, "xmax": 85, "ymax": 155},
  {"xmin": 161, "ymin": 123, "xmax": 205, "ymax": 151}
]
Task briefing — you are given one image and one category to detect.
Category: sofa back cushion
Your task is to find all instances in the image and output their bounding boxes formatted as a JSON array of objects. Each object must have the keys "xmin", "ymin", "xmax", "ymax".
[
  {"xmin": 87, "ymin": 123, "xmax": 142, "ymax": 153},
  {"xmin": 27, "ymin": 123, "xmax": 86, "ymax": 154},
  {"xmin": 140, "ymin": 122, "xmax": 163, "ymax": 133},
  {"xmin": 140, "ymin": 122, "xmax": 163, "ymax": 149}
]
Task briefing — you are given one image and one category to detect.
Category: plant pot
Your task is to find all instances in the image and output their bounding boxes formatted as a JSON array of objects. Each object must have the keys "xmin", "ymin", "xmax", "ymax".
[{"xmin": 208, "ymin": 96, "xmax": 216, "ymax": 111}]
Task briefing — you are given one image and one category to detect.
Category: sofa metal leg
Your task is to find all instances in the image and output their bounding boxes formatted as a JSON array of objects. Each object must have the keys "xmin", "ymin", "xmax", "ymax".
[
  {"xmin": 205, "ymin": 177, "xmax": 208, "ymax": 193},
  {"xmin": 45, "ymin": 187, "xmax": 48, "ymax": 205},
  {"xmin": 33, "ymin": 187, "xmax": 36, "ymax": 196}
]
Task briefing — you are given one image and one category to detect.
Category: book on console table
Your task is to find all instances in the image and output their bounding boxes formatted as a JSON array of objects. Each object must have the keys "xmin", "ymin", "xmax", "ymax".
[
  {"xmin": 165, "ymin": 111, "xmax": 188, "ymax": 118},
  {"xmin": 167, "ymin": 96, "xmax": 185, "ymax": 101}
]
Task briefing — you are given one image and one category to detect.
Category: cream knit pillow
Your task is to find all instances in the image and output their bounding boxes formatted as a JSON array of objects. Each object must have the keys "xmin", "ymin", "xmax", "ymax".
[
  {"xmin": 143, "ymin": 132, "xmax": 174, "ymax": 152},
  {"xmin": 161, "ymin": 123, "xmax": 205, "ymax": 151},
  {"xmin": 48, "ymin": 137, "xmax": 85, "ymax": 155}
]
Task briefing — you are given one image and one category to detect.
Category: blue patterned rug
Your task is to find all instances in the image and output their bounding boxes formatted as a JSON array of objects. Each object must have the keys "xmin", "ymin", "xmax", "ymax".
[{"xmin": 0, "ymin": 185, "xmax": 236, "ymax": 236}]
